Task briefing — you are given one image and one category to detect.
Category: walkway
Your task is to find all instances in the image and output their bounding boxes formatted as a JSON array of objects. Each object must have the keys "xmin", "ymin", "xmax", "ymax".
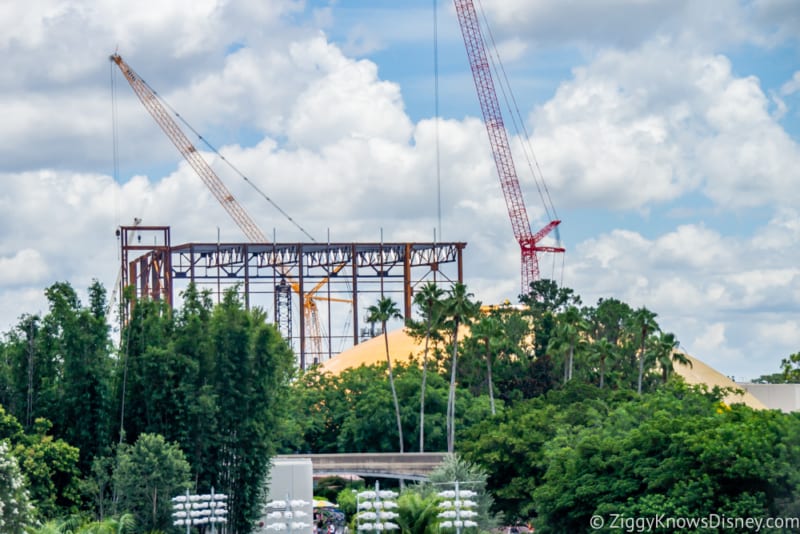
[{"xmin": 276, "ymin": 452, "xmax": 448, "ymax": 481}]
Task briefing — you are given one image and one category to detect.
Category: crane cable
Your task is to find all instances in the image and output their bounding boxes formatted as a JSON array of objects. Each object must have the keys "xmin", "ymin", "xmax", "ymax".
[
  {"xmin": 434, "ymin": 0, "xmax": 443, "ymax": 242},
  {"xmin": 135, "ymin": 77, "xmax": 318, "ymax": 243}
]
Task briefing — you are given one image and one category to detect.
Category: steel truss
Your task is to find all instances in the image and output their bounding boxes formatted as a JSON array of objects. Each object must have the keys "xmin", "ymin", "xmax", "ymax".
[{"xmin": 119, "ymin": 226, "xmax": 466, "ymax": 368}]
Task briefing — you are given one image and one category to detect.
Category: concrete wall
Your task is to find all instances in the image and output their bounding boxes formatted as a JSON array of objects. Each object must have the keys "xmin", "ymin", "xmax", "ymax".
[
  {"xmin": 254, "ymin": 458, "xmax": 314, "ymax": 534},
  {"xmin": 738, "ymin": 383, "xmax": 800, "ymax": 413}
]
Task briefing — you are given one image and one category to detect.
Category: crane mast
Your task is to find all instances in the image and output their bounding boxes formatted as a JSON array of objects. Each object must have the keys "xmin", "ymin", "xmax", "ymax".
[{"xmin": 452, "ymin": 0, "xmax": 564, "ymax": 292}]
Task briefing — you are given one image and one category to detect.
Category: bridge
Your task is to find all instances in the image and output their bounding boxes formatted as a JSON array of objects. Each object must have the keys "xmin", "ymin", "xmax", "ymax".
[{"xmin": 276, "ymin": 452, "xmax": 448, "ymax": 481}]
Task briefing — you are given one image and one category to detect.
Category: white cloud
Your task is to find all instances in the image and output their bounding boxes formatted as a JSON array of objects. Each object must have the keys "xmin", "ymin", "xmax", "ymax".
[
  {"xmin": 0, "ymin": 250, "xmax": 49, "ymax": 286},
  {"xmin": 780, "ymin": 71, "xmax": 800, "ymax": 96},
  {"xmin": 287, "ymin": 38, "xmax": 413, "ymax": 148},
  {"xmin": 564, "ymin": 212, "xmax": 800, "ymax": 379},
  {"xmin": 526, "ymin": 42, "xmax": 800, "ymax": 211},
  {"xmin": 0, "ymin": 0, "xmax": 798, "ymax": 385},
  {"xmin": 476, "ymin": 0, "xmax": 773, "ymax": 51}
]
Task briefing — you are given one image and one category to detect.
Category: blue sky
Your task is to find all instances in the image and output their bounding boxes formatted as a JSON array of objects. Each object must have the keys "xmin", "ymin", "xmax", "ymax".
[{"xmin": 0, "ymin": 0, "xmax": 798, "ymax": 382}]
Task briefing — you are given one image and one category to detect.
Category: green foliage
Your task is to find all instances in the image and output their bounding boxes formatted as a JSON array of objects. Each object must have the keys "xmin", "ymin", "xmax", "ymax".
[
  {"xmin": 408, "ymin": 282, "xmax": 447, "ymax": 453},
  {"xmin": 0, "ymin": 440, "xmax": 35, "ymax": 533},
  {"xmin": 283, "ymin": 361, "xmax": 494, "ymax": 454},
  {"xmin": 395, "ymin": 491, "xmax": 441, "ymax": 534},
  {"xmin": 530, "ymin": 383, "xmax": 800, "ymax": 533},
  {"xmin": 781, "ymin": 352, "xmax": 800, "ymax": 382},
  {"xmin": 24, "ymin": 513, "xmax": 137, "ymax": 534},
  {"xmin": 442, "ymin": 283, "xmax": 481, "ymax": 453},
  {"xmin": 4, "ymin": 278, "xmax": 800, "ymax": 534},
  {"xmin": 0, "ymin": 404, "xmax": 24, "ymax": 441},
  {"xmin": 315, "ymin": 476, "xmax": 355, "ymax": 503},
  {"xmin": 427, "ymin": 454, "xmax": 501, "ymax": 531},
  {"xmin": 119, "ymin": 285, "xmax": 294, "ymax": 532},
  {"xmin": 0, "ymin": 408, "xmax": 82, "ymax": 522},
  {"xmin": 113, "ymin": 433, "xmax": 190, "ymax": 532},
  {"xmin": 14, "ymin": 422, "xmax": 82, "ymax": 520},
  {"xmin": 205, "ymin": 289, "xmax": 295, "ymax": 532},
  {"xmin": 367, "ymin": 296, "xmax": 405, "ymax": 453},
  {"xmin": 333, "ymin": 485, "xmax": 363, "ymax": 521}
]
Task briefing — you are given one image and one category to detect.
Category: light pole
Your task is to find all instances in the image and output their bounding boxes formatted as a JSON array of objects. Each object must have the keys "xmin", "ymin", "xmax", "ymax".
[
  {"xmin": 437, "ymin": 482, "xmax": 478, "ymax": 534},
  {"xmin": 172, "ymin": 488, "xmax": 228, "ymax": 534},
  {"xmin": 265, "ymin": 495, "xmax": 311, "ymax": 534},
  {"xmin": 356, "ymin": 481, "xmax": 399, "ymax": 532}
]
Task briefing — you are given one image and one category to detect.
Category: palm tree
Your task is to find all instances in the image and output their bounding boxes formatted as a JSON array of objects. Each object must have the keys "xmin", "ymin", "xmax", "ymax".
[
  {"xmin": 548, "ymin": 306, "xmax": 586, "ymax": 383},
  {"xmin": 629, "ymin": 307, "xmax": 658, "ymax": 394},
  {"xmin": 396, "ymin": 492, "xmax": 441, "ymax": 534},
  {"xmin": 443, "ymin": 283, "xmax": 480, "ymax": 453},
  {"xmin": 411, "ymin": 282, "xmax": 445, "ymax": 452},
  {"xmin": 650, "ymin": 331, "xmax": 690, "ymax": 383},
  {"xmin": 25, "ymin": 514, "xmax": 136, "ymax": 534},
  {"xmin": 79, "ymin": 514, "xmax": 136, "ymax": 534},
  {"xmin": 471, "ymin": 314, "xmax": 503, "ymax": 415},
  {"xmin": 588, "ymin": 337, "xmax": 617, "ymax": 388},
  {"xmin": 367, "ymin": 296, "xmax": 405, "ymax": 453}
]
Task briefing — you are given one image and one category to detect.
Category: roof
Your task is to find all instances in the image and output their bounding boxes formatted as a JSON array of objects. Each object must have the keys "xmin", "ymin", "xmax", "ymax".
[{"xmin": 320, "ymin": 329, "xmax": 767, "ymax": 410}]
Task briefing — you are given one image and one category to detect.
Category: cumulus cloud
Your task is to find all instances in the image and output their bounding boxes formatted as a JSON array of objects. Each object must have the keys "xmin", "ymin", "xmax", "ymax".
[
  {"xmin": 0, "ymin": 0, "xmax": 798, "ymax": 383},
  {"xmin": 476, "ymin": 0, "xmax": 773, "ymax": 51},
  {"xmin": 565, "ymin": 213, "xmax": 800, "ymax": 379},
  {"xmin": 0, "ymin": 250, "xmax": 49, "ymax": 286},
  {"xmin": 526, "ymin": 41, "xmax": 800, "ymax": 211},
  {"xmin": 781, "ymin": 71, "xmax": 800, "ymax": 96}
]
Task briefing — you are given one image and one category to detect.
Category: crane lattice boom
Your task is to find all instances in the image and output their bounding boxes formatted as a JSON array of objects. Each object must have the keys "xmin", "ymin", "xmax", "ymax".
[
  {"xmin": 452, "ymin": 0, "xmax": 564, "ymax": 291},
  {"xmin": 111, "ymin": 53, "xmax": 347, "ymax": 364},
  {"xmin": 110, "ymin": 54, "xmax": 268, "ymax": 244}
]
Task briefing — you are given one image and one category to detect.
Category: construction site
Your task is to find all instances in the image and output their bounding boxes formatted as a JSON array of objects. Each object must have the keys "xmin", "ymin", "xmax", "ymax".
[{"xmin": 110, "ymin": 0, "xmax": 565, "ymax": 369}]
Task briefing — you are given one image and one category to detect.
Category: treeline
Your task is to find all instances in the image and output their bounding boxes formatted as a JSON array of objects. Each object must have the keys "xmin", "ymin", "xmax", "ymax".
[
  {"xmin": 0, "ymin": 282, "xmax": 295, "ymax": 533},
  {"xmin": 1, "ymin": 278, "xmax": 799, "ymax": 533},
  {"xmin": 279, "ymin": 279, "xmax": 800, "ymax": 530}
]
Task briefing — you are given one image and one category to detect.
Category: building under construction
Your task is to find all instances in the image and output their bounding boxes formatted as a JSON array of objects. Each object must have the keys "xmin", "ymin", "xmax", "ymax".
[{"xmin": 119, "ymin": 225, "xmax": 466, "ymax": 369}]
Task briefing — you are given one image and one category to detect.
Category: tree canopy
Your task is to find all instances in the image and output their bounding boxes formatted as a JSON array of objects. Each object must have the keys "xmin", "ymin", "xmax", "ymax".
[{"xmin": 1, "ymin": 279, "xmax": 798, "ymax": 533}]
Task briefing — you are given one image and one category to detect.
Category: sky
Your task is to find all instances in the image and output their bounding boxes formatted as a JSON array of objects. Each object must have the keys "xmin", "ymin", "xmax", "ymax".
[{"xmin": 0, "ymin": 0, "xmax": 798, "ymax": 381}]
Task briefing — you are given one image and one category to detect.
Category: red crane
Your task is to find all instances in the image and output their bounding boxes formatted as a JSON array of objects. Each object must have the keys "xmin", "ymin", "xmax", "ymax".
[{"xmin": 453, "ymin": 0, "xmax": 564, "ymax": 293}]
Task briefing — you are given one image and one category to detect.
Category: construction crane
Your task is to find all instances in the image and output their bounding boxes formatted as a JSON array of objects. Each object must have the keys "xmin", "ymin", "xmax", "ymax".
[
  {"xmin": 109, "ymin": 53, "xmax": 343, "ymax": 362},
  {"xmin": 452, "ymin": 0, "xmax": 565, "ymax": 293}
]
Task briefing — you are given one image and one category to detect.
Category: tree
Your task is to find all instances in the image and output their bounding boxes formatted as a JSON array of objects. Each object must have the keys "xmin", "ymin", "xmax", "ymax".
[
  {"xmin": 443, "ymin": 283, "xmax": 480, "ymax": 453},
  {"xmin": 116, "ymin": 296, "xmax": 174, "ymax": 446},
  {"xmin": 628, "ymin": 307, "xmax": 659, "ymax": 394},
  {"xmin": 427, "ymin": 454, "xmax": 500, "ymax": 532},
  {"xmin": 782, "ymin": 352, "xmax": 800, "ymax": 382},
  {"xmin": 547, "ymin": 306, "xmax": 587, "ymax": 384},
  {"xmin": 118, "ymin": 286, "xmax": 294, "ymax": 532},
  {"xmin": 587, "ymin": 338, "xmax": 616, "ymax": 389},
  {"xmin": 531, "ymin": 382, "xmax": 800, "ymax": 533},
  {"xmin": 367, "ymin": 296, "xmax": 405, "ymax": 453},
  {"xmin": 519, "ymin": 279, "xmax": 580, "ymax": 316},
  {"xmin": 0, "ymin": 440, "xmax": 34, "ymax": 533},
  {"xmin": 519, "ymin": 280, "xmax": 580, "ymax": 367},
  {"xmin": 75, "ymin": 513, "xmax": 136, "ymax": 533},
  {"xmin": 468, "ymin": 314, "xmax": 504, "ymax": 415},
  {"xmin": 113, "ymin": 433, "xmax": 191, "ymax": 532},
  {"xmin": 410, "ymin": 282, "xmax": 446, "ymax": 452},
  {"xmin": 649, "ymin": 331, "xmax": 689, "ymax": 383},
  {"xmin": 46, "ymin": 281, "xmax": 113, "ymax": 471},
  {"xmin": 206, "ymin": 290, "xmax": 294, "ymax": 532}
]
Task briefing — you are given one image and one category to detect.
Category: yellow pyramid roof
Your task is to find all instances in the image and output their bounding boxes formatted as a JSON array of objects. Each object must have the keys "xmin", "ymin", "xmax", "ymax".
[{"xmin": 321, "ymin": 329, "xmax": 767, "ymax": 410}]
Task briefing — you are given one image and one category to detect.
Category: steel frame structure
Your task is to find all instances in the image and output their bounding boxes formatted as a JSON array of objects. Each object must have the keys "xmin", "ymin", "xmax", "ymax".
[{"xmin": 119, "ymin": 226, "xmax": 466, "ymax": 369}]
